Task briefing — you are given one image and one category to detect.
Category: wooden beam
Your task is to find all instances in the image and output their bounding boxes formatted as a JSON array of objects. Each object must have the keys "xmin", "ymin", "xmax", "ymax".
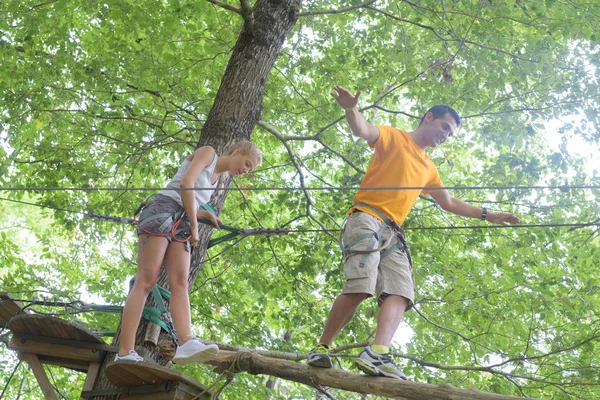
[
  {"xmin": 7, "ymin": 332, "xmax": 115, "ymax": 352},
  {"xmin": 81, "ymin": 382, "xmax": 206, "ymax": 399},
  {"xmin": 80, "ymin": 361, "xmax": 102, "ymax": 398},
  {"xmin": 36, "ymin": 354, "xmax": 90, "ymax": 372},
  {"xmin": 0, "ymin": 292, "xmax": 28, "ymax": 327},
  {"xmin": 19, "ymin": 352, "xmax": 59, "ymax": 400},
  {"xmin": 207, "ymin": 350, "xmax": 534, "ymax": 400},
  {"xmin": 9, "ymin": 335, "xmax": 103, "ymax": 363}
]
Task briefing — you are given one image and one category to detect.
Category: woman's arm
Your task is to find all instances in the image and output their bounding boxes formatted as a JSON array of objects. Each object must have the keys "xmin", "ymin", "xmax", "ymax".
[{"xmin": 179, "ymin": 146, "xmax": 217, "ymax": 246}]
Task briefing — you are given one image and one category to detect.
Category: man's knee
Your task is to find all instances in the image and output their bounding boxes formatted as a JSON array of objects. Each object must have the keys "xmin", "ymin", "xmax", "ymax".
[
  {"xmin": 378, "ymin": 293, "xmax": 410, "ymax": 308},
  {"xmin": 340, "ymin": 292, "xmax": 370, "ymax": 306}
]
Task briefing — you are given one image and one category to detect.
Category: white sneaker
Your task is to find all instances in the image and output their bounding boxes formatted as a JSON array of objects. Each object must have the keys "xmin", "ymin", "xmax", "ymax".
[
  {"xmin": 354, "ymin": 346, "xmax": 407, "ymax": 380},
  {"xmin": 172, "ymin": 338, "xmax": 219, "ymax": 365},
  {"xmin": 115, "ymin": 350, "xmax": 144, "ymax": 362}
]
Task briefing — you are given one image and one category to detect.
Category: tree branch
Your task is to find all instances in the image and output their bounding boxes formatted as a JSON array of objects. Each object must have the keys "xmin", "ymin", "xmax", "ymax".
[
  {"xmin": 239, "ymin": 0, "xmax": 254, "ymax": 31},
  {"xmin": 206, "ymin": 0, "xmax": 241, "ymax": 14},
  {"xmin": 207, "ymin": 350, "xmax": 532, "ymax": 400},
  {"xmin": 31, "ymin": 0, "xmax": 58, "ymax": 10},
  {"xmin": 298, "ymin": 0, "xmax": 377, "ymax": 17}
]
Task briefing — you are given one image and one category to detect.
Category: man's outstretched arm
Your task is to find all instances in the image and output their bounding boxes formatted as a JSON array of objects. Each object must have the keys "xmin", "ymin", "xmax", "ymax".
[
  {"xmin": 430, "ymin": 189, "xmax": 520, "ymax": 225},
  {"xmin": 331, "ymin": 86, "xmax": 380, "ymax": 144}
]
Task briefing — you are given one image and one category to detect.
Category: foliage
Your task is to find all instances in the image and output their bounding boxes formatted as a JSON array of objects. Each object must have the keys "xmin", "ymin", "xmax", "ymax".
[{"xmin": 1, "ymin": 0, "xmax": 600, "ymax": 398}]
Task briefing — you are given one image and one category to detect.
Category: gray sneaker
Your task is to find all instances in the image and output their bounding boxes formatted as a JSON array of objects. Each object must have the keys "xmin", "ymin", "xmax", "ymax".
[
  {"xmin": 307, "ymin": 343, "xmax": 333, "ymax": 368},
  {"xmin": 354, "ymin": 346, "xmax": 407, "ymax": 380}
]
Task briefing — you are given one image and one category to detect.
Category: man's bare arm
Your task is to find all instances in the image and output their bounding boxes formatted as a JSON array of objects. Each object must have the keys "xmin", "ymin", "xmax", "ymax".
[
  {"xmin": 430, "ymin": 189, "xmax": 520, "ymax": 225},
  {"xmin": 331, "ymin": 86, "xmax": 380, "ymax": 144}
]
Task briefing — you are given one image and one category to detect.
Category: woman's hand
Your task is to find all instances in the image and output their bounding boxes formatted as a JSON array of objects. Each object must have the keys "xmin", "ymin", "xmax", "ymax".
[
  {"xmin": 196, "ymin": 209, "xmax": 222, "ymax": 230},
  {"xmin": 190, "ymin": 228, "xmax": 200, "ymax": 247}
]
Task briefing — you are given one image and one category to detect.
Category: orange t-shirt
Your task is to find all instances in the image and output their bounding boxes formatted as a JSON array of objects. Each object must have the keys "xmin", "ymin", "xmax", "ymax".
[{"xmin": 350, "ymin": 126, "xmax": 444, "ymax": 225}]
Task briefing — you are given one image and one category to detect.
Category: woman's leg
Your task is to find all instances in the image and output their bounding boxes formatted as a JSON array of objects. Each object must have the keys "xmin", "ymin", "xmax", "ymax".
[
  {"xmin": 118, "ymin": 234, "xmax": 169, "ymax": 356},
  {"xmin": 164, "ymin": 241, "xmax": 193, "ymax": 345}
]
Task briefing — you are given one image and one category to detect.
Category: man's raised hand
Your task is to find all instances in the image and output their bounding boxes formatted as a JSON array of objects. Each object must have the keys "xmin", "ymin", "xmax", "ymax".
[{"xmin": 331, "ymin": 86, "xmax": 362, "ymax": 110}]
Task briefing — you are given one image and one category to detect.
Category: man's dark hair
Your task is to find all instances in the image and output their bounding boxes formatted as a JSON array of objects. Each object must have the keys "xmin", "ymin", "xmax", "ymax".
[{"xmin": 419, "ymin": 105, "xmax": 461, "ymax": 127}]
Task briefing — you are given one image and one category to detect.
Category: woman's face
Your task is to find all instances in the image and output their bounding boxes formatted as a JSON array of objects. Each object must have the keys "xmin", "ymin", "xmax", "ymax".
[{"xmin": 230, "ymin": 149, "xmax": 259, "ymax": 176}]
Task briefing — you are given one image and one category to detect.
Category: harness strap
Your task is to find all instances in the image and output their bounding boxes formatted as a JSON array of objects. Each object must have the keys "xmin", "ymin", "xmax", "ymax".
[
  {"xmin": 347, "ymin": 203, "xmax": 413, "ymax": 267},
  {"xmin": 150, "ymin": 285, "xmax": 178, "ymax": 342},
  {"xmin": 354, "ymin": 203, "xmax": 394, "ymax": 226},
  {"xmin": 141, "ymin": 306, "xmax": 170, "ymax": 333}
]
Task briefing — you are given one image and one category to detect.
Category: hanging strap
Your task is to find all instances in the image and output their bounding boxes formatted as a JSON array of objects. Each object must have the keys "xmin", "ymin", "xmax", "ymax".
[{"xmin": 127, "ymin": 275, "xmax": 177, "ymax": 339}]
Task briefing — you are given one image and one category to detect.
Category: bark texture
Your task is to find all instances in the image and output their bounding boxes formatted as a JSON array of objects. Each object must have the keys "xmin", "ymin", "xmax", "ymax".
[{"xmin": 208, "ymin": 350, "xmax": 535, "ymax": 400}]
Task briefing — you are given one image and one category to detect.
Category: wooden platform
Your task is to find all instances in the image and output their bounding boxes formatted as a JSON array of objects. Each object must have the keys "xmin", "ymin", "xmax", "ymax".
[
  {"xmin": 7, "ymin": 313, "xmax": 116, "ymax": 400},
  {"xmin": 9, "ymin": 313, "xmax": 108, "ymax": 345},
  {"xmin": 101, "ymin": 360, "xmax": 213, "ymax": 399},
  {"xmin": 8, "ymin": 313, "xmax": 115, "ymax": 371},
  {"xmin": 0, "ymin": 292, "xmax": 29, "ymax": 327},
  {"xmin": 5, "ymin": 302, "xmax": 214, "ymax": 400}
]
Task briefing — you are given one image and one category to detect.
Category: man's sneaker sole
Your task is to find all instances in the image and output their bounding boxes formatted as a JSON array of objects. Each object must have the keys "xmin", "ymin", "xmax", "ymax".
[
  {"xmin": 172, "ymin": 345, "xmax": 219, "ymax": 365},
  {"xmin": 308, "ymin": 354, "xmax": 333, "ymax": 368},
  {"xmin": 355, "ymin": 358, "xmax": 407, "ymax": 380}
]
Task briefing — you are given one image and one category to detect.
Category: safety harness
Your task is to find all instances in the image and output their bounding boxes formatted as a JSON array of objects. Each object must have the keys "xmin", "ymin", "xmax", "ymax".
[
  {"xmin": 133, "ymin": 193, "xmax": 192, "ymax": 242},
  {"xmin": 341, "ymin": 202, "xmax": 413, "ymax": 269}
]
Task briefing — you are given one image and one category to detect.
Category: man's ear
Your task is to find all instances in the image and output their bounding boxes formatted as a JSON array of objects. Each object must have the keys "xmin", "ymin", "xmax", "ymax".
[{"xmin": 424, "ymin": 111, "xmax": 434, "ymax": 123}]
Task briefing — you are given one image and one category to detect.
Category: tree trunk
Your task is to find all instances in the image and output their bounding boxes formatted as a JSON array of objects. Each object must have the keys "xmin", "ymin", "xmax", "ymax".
[
  {"xmin": 91, "ymin": 0, "xmax": 300, "ymax": 396},
  {"xmin": 209, "ymin": 350, "xmax": 534, "ymax": 400}
]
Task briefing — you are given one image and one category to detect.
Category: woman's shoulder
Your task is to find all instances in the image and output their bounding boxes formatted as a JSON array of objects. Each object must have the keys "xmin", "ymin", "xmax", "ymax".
[{"xmin": 186, "ymin": 146, "xmax": 216, "ymax": 162}]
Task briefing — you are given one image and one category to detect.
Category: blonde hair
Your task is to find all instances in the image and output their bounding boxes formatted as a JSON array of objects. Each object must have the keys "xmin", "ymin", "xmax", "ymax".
[{"xmin": 224, "ymin": 140, "xmax": 263, "ymax": 166}]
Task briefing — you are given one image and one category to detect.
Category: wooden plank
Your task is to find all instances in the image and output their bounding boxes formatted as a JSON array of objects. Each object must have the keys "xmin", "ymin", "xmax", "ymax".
[
  {"xmin": 80, "ymin": 361, "xmax": 101, "ymax": 399},
  {"xmin": 81, "ymin": 382, "xmax": 212, "ymax": 400},
  {"xmin": 118, "ymin": 382, "xmax": 209, "ymax": 400},
  {"xmin": 8, "ymin": 314, "xmax": 105, "ymax": 344},
  {"xmin": 36, "ymin": 355, "xmax": 90, "ymax": 372},
  {"xmin": 106, "ymin": 361, "xmax": 212, "ymax": 393},
  {"xmin": 120, "ymin": 390, "xmax": 180, "ymax": 400},
  {"xmin": 49, "ymin": 317, "xmax": 66, "ymax": 338},
  {"xmin": 0, "ymin": 292, "xmax": 28, "ymax": 327},
  {"xmin": 81, "ymin": 384, "xmax": 173, "ymax": 398},
  {"xmin": 12, "ymin": 332, "xmax": 116, "ymax": 352},
  {"xmin": 9, "ymin": 335, "xmax": 103, "ymax": 363},
  {"xmin": 19, "ymin": 352, "xmax": 59, "ymax": 400}
]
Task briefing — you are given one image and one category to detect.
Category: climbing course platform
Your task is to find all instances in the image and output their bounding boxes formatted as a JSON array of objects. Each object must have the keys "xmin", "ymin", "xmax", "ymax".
[
  {"xmin": 2, "ymin": 293, "xmax": 215, "ymax": 399},
  {"xmin": 7, "ymin": 313, "xmax": 116, "ymax": 399},
  {"xmin": 103, "ymin": 360, "xmax": 213, "ymax": 399}
]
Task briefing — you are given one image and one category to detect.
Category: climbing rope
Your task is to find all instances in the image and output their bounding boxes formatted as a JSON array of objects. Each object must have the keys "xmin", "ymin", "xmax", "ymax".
[{"xmin": 2, "ymin": 184, "xmax": 600, "ymax": 191}]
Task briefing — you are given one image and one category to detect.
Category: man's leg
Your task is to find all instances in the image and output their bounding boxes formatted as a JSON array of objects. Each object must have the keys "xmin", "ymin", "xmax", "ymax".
[
  {"xmin": 355, "ymin": 232, "xmax": 413, "ymax": 380},
  {"xmin": 308, "ymin": 292, "xmax": 368, "ymax": 368},
  {"xmin": 373, "ymin": 294, "xmax": 408, "ymax": 346},
  {"xmin": 309, "ymin": 211, "xmax": 379, "ymax": 368},
  {"xmin": 319, "ymin": 292, "xmax": 369, "ymax": 346}
]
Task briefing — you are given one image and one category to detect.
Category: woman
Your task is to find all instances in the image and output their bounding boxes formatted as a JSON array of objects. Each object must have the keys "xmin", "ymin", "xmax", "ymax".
[{"xmin": 116, "ymin": 140, "xmax": 262, "ymax": 364}]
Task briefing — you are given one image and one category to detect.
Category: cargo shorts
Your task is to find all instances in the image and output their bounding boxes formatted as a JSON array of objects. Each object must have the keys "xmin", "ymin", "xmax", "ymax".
[
  {"xmin": 341, "ymin": 211, "xmax": 415, "ymax": 309},
  {"xmin": 135, "ymin": 194, "xmax": 192, "ymax": 252}
]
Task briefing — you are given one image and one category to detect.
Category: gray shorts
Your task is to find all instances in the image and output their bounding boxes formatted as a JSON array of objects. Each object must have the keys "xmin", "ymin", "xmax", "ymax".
[
  {"xmin": 135, "ymin": 194, "xmax": 192, "ymax": 252},
  {"xmin": 341, "ymin": 211, "xmax": 415, "ymax": 308}
]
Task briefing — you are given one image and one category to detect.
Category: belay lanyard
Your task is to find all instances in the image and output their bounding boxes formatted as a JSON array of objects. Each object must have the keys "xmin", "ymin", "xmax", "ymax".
[{"xmin": 340, "ymin": 202, "xmax": 413, "ymax": 268}]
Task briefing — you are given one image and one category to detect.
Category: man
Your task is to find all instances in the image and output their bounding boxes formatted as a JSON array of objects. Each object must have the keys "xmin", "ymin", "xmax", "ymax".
[{"xmin": 307, "ymin": 86, "xmax": 520, "ymax": 380}]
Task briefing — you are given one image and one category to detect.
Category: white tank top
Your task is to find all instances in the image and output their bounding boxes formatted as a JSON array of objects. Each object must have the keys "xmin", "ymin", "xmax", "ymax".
[{"xmin": 160, "ymin": 154, "xmax": 218, "ymax": 209}]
